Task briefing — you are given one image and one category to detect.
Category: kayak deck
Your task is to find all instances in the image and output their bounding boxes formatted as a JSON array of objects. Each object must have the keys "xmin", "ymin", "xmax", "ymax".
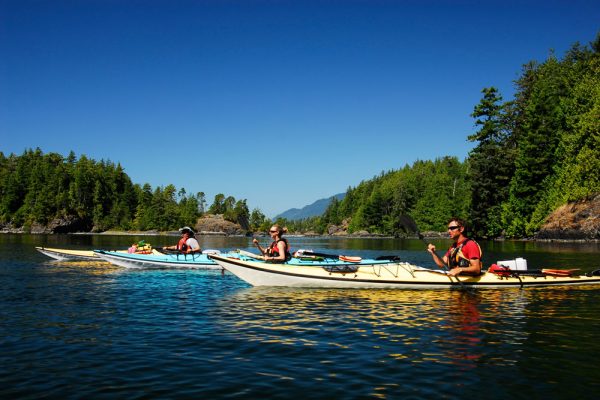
[
  {"xmin": 210, "ymin": 254, "xmax": 600, "ymax": 289},
  {"xmin": 36, "ymin": 246, "xmax": 162, "ymax": 262},
  {"xmin": 94, "ymin": 250, "xmax": 221, "ymax": 269},
  {"xmin": 36, "ymin": 247, "xmax": 99, "ymax": 261}
]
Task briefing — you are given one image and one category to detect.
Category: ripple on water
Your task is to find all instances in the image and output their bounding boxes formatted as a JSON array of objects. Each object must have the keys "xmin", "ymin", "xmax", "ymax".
[{"xmin": 2, "ymin": 258, "xmax": 600, "ymax": 399}]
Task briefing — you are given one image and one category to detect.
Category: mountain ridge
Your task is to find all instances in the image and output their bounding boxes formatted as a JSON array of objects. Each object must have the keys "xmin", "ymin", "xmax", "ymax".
[{"xmin": 275, "ymin": 193, "xmax": 345, "ymax": 220}]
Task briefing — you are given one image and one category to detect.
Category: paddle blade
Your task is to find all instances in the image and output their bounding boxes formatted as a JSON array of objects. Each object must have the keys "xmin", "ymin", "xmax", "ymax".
[
  {"xmin": 339, "ymin": 255, "xmax": 362, "ymax": 263},
  {"xmin": 541, "ymin": 268, "xmax": 580, "ymax": 277}
]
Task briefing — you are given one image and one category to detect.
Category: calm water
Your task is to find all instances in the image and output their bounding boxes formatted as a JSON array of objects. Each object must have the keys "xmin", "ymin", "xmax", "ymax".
[{"xmin": 1, "ymin": 234, "xmax": 600, "ymax": 399}]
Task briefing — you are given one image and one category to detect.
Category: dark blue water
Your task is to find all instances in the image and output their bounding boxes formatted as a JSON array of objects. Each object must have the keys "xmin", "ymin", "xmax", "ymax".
[{"xmin": 2, "ymin": 235, "xmax": 600, "ymax": 399}]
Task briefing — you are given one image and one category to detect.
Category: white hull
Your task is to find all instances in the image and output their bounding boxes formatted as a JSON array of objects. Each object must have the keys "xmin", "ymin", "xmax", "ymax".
[
  {"xmin": 210, "ymin": 254, "xmax": 600, "ymax": 289},
  {"xmin": 94, "ymin": 250, "xmax": 222, "ymax": 270},
  {"xmin": 36, "ymin": 247, "xmax": 98, "ymax": 261}
]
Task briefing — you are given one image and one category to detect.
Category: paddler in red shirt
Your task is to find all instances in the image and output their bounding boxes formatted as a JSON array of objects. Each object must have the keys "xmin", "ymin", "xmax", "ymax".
[{"xmin": 427, "ymin": 218, "xmax": 482, "ymax": 277}]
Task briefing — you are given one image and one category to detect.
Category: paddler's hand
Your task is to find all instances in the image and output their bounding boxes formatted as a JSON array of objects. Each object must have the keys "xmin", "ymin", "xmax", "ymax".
[
  {"xmin": 252, "ymin": 238, "xmax": 259, "ymax": 246},
  {"xmin": 427, "ymin": 244, "xmax": 436, "ymax": 254},
  {"xmin": 448, "ymin": 267, "xmax": 462, "ymax": 277}
]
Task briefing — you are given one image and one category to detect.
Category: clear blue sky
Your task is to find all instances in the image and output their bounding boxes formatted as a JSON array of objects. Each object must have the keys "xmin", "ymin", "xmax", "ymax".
[{"xmin": 2, "ymin": 0, "xmax": 599, "ymax": 217}]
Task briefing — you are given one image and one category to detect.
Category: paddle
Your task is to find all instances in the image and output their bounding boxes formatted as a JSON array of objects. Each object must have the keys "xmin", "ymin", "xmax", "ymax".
[
  {"xmin": 425, "ymin": 245, "xmax": 468, "ymax": 287},
  {"xmin": 238, "ymin": 249, "xmax": 265, "ymax": 260},
  {"xmin": 541, "ymin": 268, "xmax": 580, "ymax": 277},
  {"xmin": 301, "ymin": 251, "xmax": 346, "ymax": 259},
  {"xmin": 300, "ymin": 251, "xmax": 365, "ymax": 263},
  {"xmin": 401, "ymin": 214, "xmax": 468, "ymax": 288}
]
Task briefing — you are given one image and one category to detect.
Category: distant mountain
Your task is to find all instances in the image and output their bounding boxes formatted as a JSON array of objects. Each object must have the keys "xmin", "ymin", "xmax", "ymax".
[{"xmin": 275, "ymin": 193, "xmax": 345, "ymax": 220}]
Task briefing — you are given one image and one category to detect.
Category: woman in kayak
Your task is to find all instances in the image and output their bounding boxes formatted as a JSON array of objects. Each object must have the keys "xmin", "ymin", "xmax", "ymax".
[
  {"xmin": 253, "ymin": 224, "xmax": 292, "ymax": 263},
  {"xmin": 427, "ymin": 218, "xmax": 482, "ymax": 277},
  {"xmin": 163, "ymin": 226, "xmax": 201, "ymax": 253}
]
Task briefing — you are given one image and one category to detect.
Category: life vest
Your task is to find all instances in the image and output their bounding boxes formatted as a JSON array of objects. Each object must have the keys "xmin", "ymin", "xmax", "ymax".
[
  {"xmin": 177, "ymin": 237, "xmax": 189, "ymax": 252},
  {"xmin": 447, "ymin": 238, "xmax": 482, "ymax": 269},
  {"xmin": 267, "ymin": 239, "xmax": 292, "ymax": 262}
]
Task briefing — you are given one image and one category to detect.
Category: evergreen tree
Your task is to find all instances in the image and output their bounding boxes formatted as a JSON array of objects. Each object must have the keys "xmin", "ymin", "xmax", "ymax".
[
  {"xmin": 208, "ymin": 194, "xmax": 226, "ymax": 215},
  {"xmin": 467, "ymin": 87, "xmax": 516, "ymax": 238},
  {"xmin": 249, "ymin": 208, "xmax": 267, "ymax": 231}
]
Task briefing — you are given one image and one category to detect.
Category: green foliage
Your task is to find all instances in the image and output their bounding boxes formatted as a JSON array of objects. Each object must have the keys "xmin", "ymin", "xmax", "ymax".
[
  {"xmin": 3, "ymin": 34, "xmax": 597, "ymax": 238},
  {"xmin": 500, "ymin": 36, "xmax": 600, "ymax": 237},
  {"xmin": 463, "ymin": 33, "xmax": 600, "ymax": 238},
  {"xmin": 231, "ymin": 199, "xmax": 251, "ymax": 230},
  {"xmin": 208, "ymin": 194, "xmax": 251, "ymax": 228},
  {"xmin": 289, "ymin": 33, "xmax": 600, "ymax": 238},
  {"xmin": 249, "ymin": 208, "xmax": 268, "ymax": 231},
  {"xmin": 409, "ymin": 158, "xmax": 470, "ymax": 232},
  {"xmin": 467, "ymin": 87, "xmax": 517, "ymax": 238},
  {"xmin": 315, "ymin": 157, "xmax": 471, "ymax": 236},
  {"xmin": 0, "ymin": 149, "xmax": 239, "ymax": 232}
]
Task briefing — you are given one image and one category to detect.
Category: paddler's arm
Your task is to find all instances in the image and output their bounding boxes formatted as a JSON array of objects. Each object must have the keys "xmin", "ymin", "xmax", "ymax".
[
  {"xmin": 427, "ymin": 244, "xmax": 447, "ymax": 268},
  {"xmin": 252, "ymin": 238, "xmax": 266, "ymax": 255},
  {"xmin": 448, "ymin": 258, "xmax": 482, "ymax": 277},
  {"xmin": 186, "ymin": 239, "xmax": 202, "ymax": 254}
]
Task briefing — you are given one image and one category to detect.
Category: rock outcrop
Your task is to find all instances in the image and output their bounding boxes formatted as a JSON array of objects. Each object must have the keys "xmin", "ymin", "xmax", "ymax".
[
  {"xmin": 1, "ymin": 216, "xmax": 91, "ymax": 234},
  {"xmin": 195, "ymin": 214, "xmax": 247, "ymax": 236},
  {"xmin": 536, "ymin": 194, "xmax": 600, "ymax": 240},
  {"xmin": 327, "ymin": 219, "xmax": 351, "ymax": 236}
]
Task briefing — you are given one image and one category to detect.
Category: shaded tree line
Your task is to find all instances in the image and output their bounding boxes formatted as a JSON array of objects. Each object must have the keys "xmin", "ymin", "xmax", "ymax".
[
  {"xmin": 0, "ymin": 149, "xmax": 250, "ymax": 232},
  {"xmin": 283, "ymin": 33, "xmax": 600, "ymax": 238},
  {"xmin": 467, "ymin": 34, "xmax": 600, "ymax": 237},
  {"xmin": 280, "ymin": 157, "xmax": 470, "ymax": 235}
]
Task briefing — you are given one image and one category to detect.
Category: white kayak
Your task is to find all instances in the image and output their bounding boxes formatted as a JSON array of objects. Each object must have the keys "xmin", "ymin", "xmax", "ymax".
[
  {"xmin": 36, "ymin": 247, "xmax": 100, "ymax": 261},
  {"xmin": 209, "ymin": 253, "xmax": 600, "ymax": 289},
  {"xmin": 35, "ymin": 246, "xmax": 162, "ymax": 262}
]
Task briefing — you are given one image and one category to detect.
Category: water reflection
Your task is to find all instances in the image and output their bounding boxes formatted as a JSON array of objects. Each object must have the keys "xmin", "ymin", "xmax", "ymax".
[
  {"xmin": 213, "ymin": 287, "xmax": 535, "ymax": 373},
  {"xmin": 41, "ymin": 260, "xmax": 122, "ymax": 275},
  {"xmin": 3, "ymin": 238, "xmax": 600, "ymax": 399}
]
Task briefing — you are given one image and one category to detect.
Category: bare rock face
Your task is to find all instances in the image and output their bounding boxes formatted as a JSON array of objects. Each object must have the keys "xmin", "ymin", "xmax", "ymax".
[
  {"xmin": 536, "ymin": 194, "xmax": 600, "ymax": 240},
  {"xmin": 195, "ymin": 214, "xmax": 246, "ymax": 235},
  {"xmin": 29, "ymin": 216, "xmax": 91, "ymax": 234},
  {"xmin": 327, "ymin": 219, "xmax": 351, "ymax": 236}
]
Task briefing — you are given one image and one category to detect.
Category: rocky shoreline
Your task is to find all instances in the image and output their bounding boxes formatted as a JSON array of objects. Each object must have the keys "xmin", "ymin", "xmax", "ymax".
[
  {"xmin": 2, "ymin": 227, "xmax": 598, "ymax": 242},
  {"xmin": 2, "ymin": 195, "xmax": 598, "ymax": 241},
  {"xmin": 0, "ymin": 229, "xmax": 600, "ymax": 243}
]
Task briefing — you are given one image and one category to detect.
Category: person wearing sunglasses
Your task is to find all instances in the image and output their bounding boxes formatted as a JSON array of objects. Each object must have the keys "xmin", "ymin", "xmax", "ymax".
[
  {"xmin": 252, "ymin": 224, "xmax": 292, "ymax": 263},
  {"xmin": 427, "ymin": 218, "xmax": 482, "ymax": 277}
]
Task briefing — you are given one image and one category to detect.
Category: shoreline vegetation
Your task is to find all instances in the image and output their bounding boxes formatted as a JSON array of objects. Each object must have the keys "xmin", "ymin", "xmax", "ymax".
[
  {"xmin": 2, "ymin": 229, "xmax": 598, "ymax": 243},
  {"xmin": 1, "ymin": 34, "xmax": 599, "ymax": 240}
]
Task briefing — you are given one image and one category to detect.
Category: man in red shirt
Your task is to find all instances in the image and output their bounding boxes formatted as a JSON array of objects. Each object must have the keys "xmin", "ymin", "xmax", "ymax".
[{"xmin": 427, "ymin": 218, "xmax": 482, "ymax": 277}]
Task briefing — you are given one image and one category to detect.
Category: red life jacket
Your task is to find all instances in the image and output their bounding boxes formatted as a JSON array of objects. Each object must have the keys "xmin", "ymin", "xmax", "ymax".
[
  {"xmin": 177, "ymin": 238, "xmax": 189, "ymax": 252},
  {"xmin": 268, "ymin": 239, "xmax": 292, "ymax": 261}
]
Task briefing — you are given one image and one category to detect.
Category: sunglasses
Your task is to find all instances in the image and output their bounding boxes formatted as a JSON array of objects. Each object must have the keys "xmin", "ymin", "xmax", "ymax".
[
  {"xmin": 447, "ymin": 226, "xmax": 461, "ymax": 231},
  {"xmin": 269, "ymin": 230, "xmax": 278, "ymax": 233}
]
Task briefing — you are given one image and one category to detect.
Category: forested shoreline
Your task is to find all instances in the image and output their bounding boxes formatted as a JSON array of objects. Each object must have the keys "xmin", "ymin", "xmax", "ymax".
[
  {"xmin": 0, "ymin": 150, "xmax": 261, "ymax": 233},
  {"xmin": 2, "ymin": 34, "xmax": 599, "ymax": 238},
  {"xmin": 286, "ymin": 34, "xmax": 600, "ymax": 238}
]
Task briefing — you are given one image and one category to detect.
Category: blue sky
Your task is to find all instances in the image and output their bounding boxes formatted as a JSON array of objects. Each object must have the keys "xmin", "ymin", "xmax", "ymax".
[{"xmin": 2, "ymin": 0, "xmax": 599, "ymax": 217}]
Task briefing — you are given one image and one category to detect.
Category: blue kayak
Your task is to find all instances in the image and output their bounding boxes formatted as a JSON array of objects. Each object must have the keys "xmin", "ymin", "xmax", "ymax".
[{"xmin": 94, "ymin": 250, "xmax": 222, "ymax": 269}]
